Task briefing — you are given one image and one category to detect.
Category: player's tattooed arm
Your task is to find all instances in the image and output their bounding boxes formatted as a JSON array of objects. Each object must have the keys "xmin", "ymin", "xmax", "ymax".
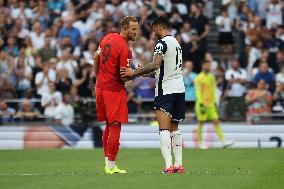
[
  {"xmin": 133, "ymin": 53, "xmax": 163, "ymax": 77},
  {"xmin": 120, "ymin": 53, "xmax": 163, "ymax": 79},
  {"xmin": 93, "ymin": 52, "xmax": 100, "ymax": 78}
]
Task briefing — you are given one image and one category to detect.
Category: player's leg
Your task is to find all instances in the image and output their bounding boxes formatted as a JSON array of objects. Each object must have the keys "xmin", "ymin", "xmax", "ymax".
[
  {"xmin": 106, "ymin": 121, "xmax": 122, "ymax": 170},
  {"xmin": 156, "ymin": 110, "xmax": 173, "ymax": 173},
  {"xmin": 102, "ymin": 124, "xmax": 110, "ymax": 166},
  {"xmin": 170, "ymin": 121, "xmax": 184, "ymax": 173},
  {"xmin": 103, "ymin": 89, "xmax": 128, "ymax": 174},
  {"xmin": 210, "ymin": 106, "xmax": 234, "ymax": 148},
  {"xmin": 96, "ymin": 87, "xmax": 109, "ymax": 165},
  {"xmin": 195, "ymin": 103, "xmax": 207, "ymax": 148},
  {"xmin": 170, "ymin": 93, "xmax": 185, "ymax": 173},
  {"xmin": 24, "ymin": 126, "xmax": 65, "ymax": 149}
]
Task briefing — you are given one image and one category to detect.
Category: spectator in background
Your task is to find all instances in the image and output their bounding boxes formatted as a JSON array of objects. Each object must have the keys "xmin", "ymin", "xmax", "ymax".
[
  {"xmin": 272, "ymin": 81, "xmax": 284, "ymax": 112},
  {"xmin": 183, "ymin": 61, "xmax": 197, "ymax": 102},
  {"xmin": 132, "ymin": 65, "xmax": 155, "ymax": 99},
  {"xmin": 253, "ymin": 62, "xmax": 275, "ymax": 92},
  {"xmin": 74, "ymin": 63, "xmax": 94, "ymax": 98},
  {"xmin": 276, "ymin": 65, "xmax": 284, "ymax": 84},
  {"xmin": 15, "ymin": 56, "xmax": 32, "ymax": 98},
  {"xmin": 35, "ymin": 63, "xmax": 56, "ymax": 97},
  {"xmin": 55, "ymin": 93, "xmax": 74, "ymax": 126},
  {"xmin": 247, "ymin": 41, "xmax": 262, "ymax": 80},
  {"xmin": 125, "ymin": 81, "xmax": 141, "ymax": 114},
  {"xmin": 56, "ymin": 36, "xmax": 81, "ymax": 61},
  {"xmin": 132, "ymin": 76, "xmax": 155, "ymax": 99},
  {"xmin": 48, "ymin": 0, "xmax": 65, "ymax": 24},
  {"xmin": 23, "ymin": 36, "xmax": 36, "ymax": 57},
  {"xmin": 120, "ymin": 0, "xmax": 143, "ymax": 18},
  {"xmin": 0, "ymin": 99, "xmax": 15, "ymax": 124},
  {"xmin": 29, "ymin": 22, "xmax": 45, "ymax": 50},
  {"xmin": 56, "ymin": 68, "xmax": 72, "ymax": 94},
  {"xmin": 4, "ymin": 36, "xmax": 19, "ymax": 57},
  {"xmin": 73, "ymin": 9, "xmax": 93, "ymax": 42},
  {"xmin": 56, "ymin": 49, "xmax": 78, "ymax": 82},
  {"xmin": 37, "ymin": 36, "xmax": 57, "ymax": 63},
  {"xmin": 205, "ymin": 52, "xmax": 218, "ymax": 74},
  {"xmin": 0, "ymin": 74, "xmax": 16, "ymax": 99},
  {"xmin": 246, "ymin": 79, "xmax": 272, "ymax": 124},
  {"xmin": 225, "ymin": 58, "xmax": 248, "ymax": 120},
  {"xmin": 264, "ymin": 28, "xmax": 284, "ymax": 73},
  {"xmin": 183, "ymin": 29, "xmax": 204, "ymax": 73},
  {"xmin": 188, "ymin": 3, "xmax": 210, "ymax": 53},
  {"xmin": 41, "ymin": 83, "xmax": 62, "ymax": 119},
  {"xmin": 33, "ymin": 0, "xmax": 49, "ymax": 31},
  {"xmin": 266, "ymin": 0, "xmax": 283, "ymax": 30},
  {"xmin": 82, "ymin": 42, "xmax": 97, "ymax": 65},
  {"xmin": 216, "ymin": 6, "xmax": 234, "ymax": 68},
  {"xmin": 59, "ymin": 16, "xmax": 81, "ymax": 47},
  {"xmin": 276, "ymin": 50, "xmax": 284, "ymax": 71},
  {"xmin": 15, "ymin": 99, "xmax": 41, "ymax": 120}
]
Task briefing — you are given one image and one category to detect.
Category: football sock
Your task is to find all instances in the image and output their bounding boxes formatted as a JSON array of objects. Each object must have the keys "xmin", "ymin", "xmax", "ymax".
[
  {"xmin": 214, "ymin": 124, "xmax": 224, "ymax": 142},
  {"xmin": 197, "ymin": 123, "xmax": 203, "ymax": 144},
  {"xmin": 107, "ymin": 123, "xmax": 121, "ymax": 162},
  {"xmin": 102, "ymin": 124, "xmax": 110, "ymax": 158},
  {"xmin": 108, "ymin": 160, "xmax": 116, "ymax": 170},
  {"xmin": 171, "ymin": 130, "xmax": 183, "ymax": 167},
  {"xmin": 105, "ymin": 157, "xmax": 108, "ymax": 166},
  {"xmin": 159, "ymin": 129, "xmax": 172, "ymax": 169}
]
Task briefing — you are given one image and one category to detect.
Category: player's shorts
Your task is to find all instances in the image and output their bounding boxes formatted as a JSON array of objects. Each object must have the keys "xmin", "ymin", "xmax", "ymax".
[
  {"xmin": 195, "ymin": 103, "xmax": 219, "ymax": 121},
  {"xmin": 48, "ymin": 124, "xmax": 88, "ymax": 147},
  {"xmin": 96, "ymin": 87, "xmax": 128, "ymax": 123},
  {"xmin": 153, "ymin": 93, "xmax": 185, "ymax": 122}
]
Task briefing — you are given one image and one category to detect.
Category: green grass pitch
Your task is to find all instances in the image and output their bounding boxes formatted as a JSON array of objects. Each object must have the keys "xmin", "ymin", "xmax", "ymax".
[{"xmin": 0, "ymin": 149, "xmax": 283, "ymax": 189}]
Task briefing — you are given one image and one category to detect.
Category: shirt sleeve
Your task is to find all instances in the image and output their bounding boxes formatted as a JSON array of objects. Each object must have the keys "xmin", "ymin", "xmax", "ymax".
[{"xmin": 154, "ymin": 40, "xmax": 167, "ymax": 55}]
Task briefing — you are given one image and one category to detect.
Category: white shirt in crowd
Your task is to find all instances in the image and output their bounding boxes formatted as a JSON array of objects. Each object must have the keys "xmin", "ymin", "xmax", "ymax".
[
  {"xmin": 55, "ymin": 103, "xmax": 74, "ymax": 126},
  {"xmin": 266, "ymin": 3, "xmax": 283, "ymax": 29},
  {"xmin": 41, "ymin": 91, "xmax": 62, "ymax": 118},
  {"xmin": 56, "ymin": 60, "xmax": 78, "ymax": 81},
  {"xmin": 83, "ymin": 51, "xmax": 94, "ymax": 65},
  {"xmin": 225, "ymin": 68, "xmax": 248, "ymax": 97},
  {"xmin": 120, "ymin": 1, "xmax": 143, "ymax": 17},
  {"xmin": 73, "ymin": 19, "xmax": 93, "ymax": 37},
  {"xmin": 247, "ymin": 47, "xmax": 261, "ymax": 80},
  {"xmin": 216, "ymin": 15, "xmax": 233, "ymax": 32},
  {"xmin": 29, "ymin": 32, "xmax": 45, "ymax": 50},
  {"xmin": 276, "ymin": 72, "xmax": 284, "ymax": 84},
  {"xmin": 35, "ymin": 69, "xmax": 56, "ymax": 96}
]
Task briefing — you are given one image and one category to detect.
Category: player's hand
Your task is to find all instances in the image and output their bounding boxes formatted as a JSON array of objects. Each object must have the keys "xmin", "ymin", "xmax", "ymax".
[{"xmin": 120, "ymin": 67, "xmax": 134, "ymax": 79}]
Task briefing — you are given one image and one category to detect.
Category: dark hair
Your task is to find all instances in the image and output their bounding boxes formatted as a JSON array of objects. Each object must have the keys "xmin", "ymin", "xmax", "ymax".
[
  {"xmin": 202, "ymin": 59, "xmax": 211, "ymax": 65},
  {"xmin": 152, "ymin": 17, "xmax": 171, "ymax": 29},
  {"xmin": 120, "ymin": 16, "xmax": 138, "ymax": 29}
]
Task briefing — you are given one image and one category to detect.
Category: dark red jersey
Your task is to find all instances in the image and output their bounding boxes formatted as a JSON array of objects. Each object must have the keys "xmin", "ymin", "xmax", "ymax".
[{"xmin": 96, "ymin": 33, "xmax": 132, "ymax": 91}]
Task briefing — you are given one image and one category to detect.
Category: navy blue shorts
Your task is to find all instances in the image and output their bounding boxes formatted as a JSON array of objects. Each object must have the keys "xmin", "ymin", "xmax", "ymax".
[{"xmin": 153, "ymin": 93, "xmax": 185, "ymax": 122}]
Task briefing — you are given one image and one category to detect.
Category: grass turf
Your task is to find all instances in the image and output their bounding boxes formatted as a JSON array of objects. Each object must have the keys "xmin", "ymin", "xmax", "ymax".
[{"xmin": 0, "ymin": 149, "xmax": 283, "ymax": 189}]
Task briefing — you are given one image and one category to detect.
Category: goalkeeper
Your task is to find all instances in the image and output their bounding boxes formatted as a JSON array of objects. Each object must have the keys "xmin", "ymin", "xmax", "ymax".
[{"xmin": 194, "ymin": 60, "xmax": 233, "ymax": 149}]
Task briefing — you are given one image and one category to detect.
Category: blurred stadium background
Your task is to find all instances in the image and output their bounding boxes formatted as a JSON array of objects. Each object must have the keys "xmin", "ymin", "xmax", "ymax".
[{"xmin": 0, "ymin": 0, "xmax": 284, "ymax": 149}]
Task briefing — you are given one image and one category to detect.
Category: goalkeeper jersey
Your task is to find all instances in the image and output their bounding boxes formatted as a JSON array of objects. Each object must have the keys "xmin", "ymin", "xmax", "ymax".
[{"xmin": 194, "ymin": 71, "xmax": 217, "ymax": 107}]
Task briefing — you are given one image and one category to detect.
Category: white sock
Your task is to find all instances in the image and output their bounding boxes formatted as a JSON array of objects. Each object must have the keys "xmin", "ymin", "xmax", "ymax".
[
  {"xmin": 159, "ymin": 130, "xmax": 172, "ymax": 169},
  {"xmin": 171, "ymin": 130, "xmax": 183, "ymax": 167},
  {"xmin": 108, "ymin": 160, "xmax": 115, "ymax": 170},
  {"xmin": 104, "ymin": 157, "xmax": 108, "ymax": 166}
]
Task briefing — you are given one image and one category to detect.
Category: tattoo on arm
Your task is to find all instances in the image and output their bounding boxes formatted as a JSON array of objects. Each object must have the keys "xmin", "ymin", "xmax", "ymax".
[{"xmin": 133, "ymin": 54, "xmax": 163, "ymax": 77}]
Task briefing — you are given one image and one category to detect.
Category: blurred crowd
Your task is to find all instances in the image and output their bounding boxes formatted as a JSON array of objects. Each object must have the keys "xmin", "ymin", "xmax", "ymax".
[{"xmin": 1, "ymin": 0, "xmax": 284, "ymax": 125}]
